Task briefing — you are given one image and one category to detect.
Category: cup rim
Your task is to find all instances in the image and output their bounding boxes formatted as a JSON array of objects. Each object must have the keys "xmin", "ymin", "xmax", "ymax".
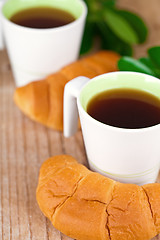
[
  {"xmin": 77, "ymin": 71, "xmax": 160, "ymax": 133},
  {"xmin": 1, "ymin": 0, "xmax": 87, "ymax": 32}
]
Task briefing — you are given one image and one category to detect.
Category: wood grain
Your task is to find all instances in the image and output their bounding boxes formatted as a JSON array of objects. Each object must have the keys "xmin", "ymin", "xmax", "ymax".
[{"xmin": 0, "ymin": 0, "xmax": 160, "ymax": 239}]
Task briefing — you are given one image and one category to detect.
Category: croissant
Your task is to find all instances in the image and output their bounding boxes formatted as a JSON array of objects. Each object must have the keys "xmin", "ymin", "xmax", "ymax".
[
  {"xmin": 14, "ymin": 51, "xmax": 120, "ymax": 131},
  {"xmin": 36, "ymin": 155, "xmax": 160, "ymax": 240}
]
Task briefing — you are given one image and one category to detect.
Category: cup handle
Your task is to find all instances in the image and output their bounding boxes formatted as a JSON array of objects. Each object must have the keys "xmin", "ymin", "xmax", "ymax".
[
  {"xmin": 0, "ymin": 0, "xmax": 5, "ymax": 50},
  {"xmin": 63, "ymin": 76, "xmax": 90, "ymax": 137}
]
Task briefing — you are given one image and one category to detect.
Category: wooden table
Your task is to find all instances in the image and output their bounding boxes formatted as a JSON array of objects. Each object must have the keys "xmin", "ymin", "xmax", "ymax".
[{"xmin": 0, "ymin": 0, "xmax": 160, "ymax": 239}]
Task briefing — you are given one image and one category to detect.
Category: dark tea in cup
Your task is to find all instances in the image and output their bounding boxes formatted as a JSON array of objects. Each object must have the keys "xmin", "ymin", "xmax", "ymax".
[
  {"xmin": 10, "ymin": 7, "xmax": 76, "ymax": 29},
  {"xmin": 87, "ymin": 88, "xmax": 160, "ymax": 129}
]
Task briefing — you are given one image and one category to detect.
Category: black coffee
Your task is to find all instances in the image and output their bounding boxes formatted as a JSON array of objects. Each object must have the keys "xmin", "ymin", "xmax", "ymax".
[
  {"xmin": 10, "ymin": 7, "xmax": 75, "ymax": 29},
  {"xmin": 87, "ymin": 88, "xmax": 160, "ymax": 129}
]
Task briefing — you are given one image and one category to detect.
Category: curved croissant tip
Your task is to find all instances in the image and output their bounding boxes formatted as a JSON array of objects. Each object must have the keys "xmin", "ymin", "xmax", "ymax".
[{"xmin": 14, "ymin": 83, "xmax": 35, "ymax": 117}]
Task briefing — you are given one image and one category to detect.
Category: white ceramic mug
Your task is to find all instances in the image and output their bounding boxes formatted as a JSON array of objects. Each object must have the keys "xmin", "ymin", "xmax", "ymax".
[
  {"xmin": 63, "ymin": 72, "xmax": 160, "ymax": 185},
  {"xmin": 0, "ymin": 0, "xmax": 87, "ymax": 86}
]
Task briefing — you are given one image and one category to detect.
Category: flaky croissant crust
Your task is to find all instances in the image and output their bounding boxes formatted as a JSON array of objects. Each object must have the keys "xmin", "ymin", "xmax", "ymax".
[{"xmin": 36, "ymin": 155, "xmax": 160, "ymax": 240}]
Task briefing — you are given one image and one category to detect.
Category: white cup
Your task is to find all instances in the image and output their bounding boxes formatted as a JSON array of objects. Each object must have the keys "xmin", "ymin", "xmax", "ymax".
[
  {"xmin": 63, "ymin": 72, "xmax": 160, "ymax": 185},
  {"xmin": 0, "ymin": 0, "xmax": 87, "ymax": 86}
]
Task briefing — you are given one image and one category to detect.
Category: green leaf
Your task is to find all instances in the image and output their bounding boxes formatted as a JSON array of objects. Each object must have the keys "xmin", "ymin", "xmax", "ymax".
[
  {"xmin": 117, "ymin": 10, "xmax": 148, "ymax": 43},
  {"xmin": 139, "ymin": 57, "xmax": 153, "ymax": 68},
  {"xmin": 139, "ymin": 57, "xmax": 160, "ymax": 78},
  {"xmin": 97, "ymin": 21, "xmax": 133, "ymax": 56},
  {"xmin": 80, "ymin": 22, "xmax": 95, "ymax": 55},
  {"xmin": 148, "ymin": 46, "xmax": 160, "ymax": 68},
  {"xmin": 102, "ymin": 0, "xmax": 116, "ymax": 8},
  {"xmin": 115, "ymin": 43, "xmax": 133, "ymax": 56},
  {"xmin": 118, "ymin": 57, "xmax": 157, "ymax": 76},
  {"xmin": 103, "ymin": 9, "xmax": 139, "ymax": 44}
]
